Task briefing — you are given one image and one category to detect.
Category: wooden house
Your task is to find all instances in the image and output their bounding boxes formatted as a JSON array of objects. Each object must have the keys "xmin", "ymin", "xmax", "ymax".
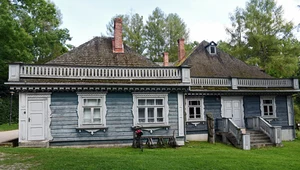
[
  {"xmin": 177, "ymin": 41, "xmax": 299, "ymax": 149},
  {"xmin": 6, "ymin": 18, "xmax": 299, "ymax": 149}
]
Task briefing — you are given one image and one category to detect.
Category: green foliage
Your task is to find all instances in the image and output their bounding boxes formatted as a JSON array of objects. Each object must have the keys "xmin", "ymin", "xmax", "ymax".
[
  {"xmin": 0, "ymin": 0, "xmax": 72, "ymax": 83},
  {"xmin": 1, "ymin": 141, "xmax": 300, "ymax": 169},
  {"xmin": 106, "ymin": 7, "xmax": 190, "ymax": 62},
  {"xmin": 0, "ymin": 123, "xmax": 18, "ymax": 131},
  {"xmin": 0, "ymin": 94, "xmax": 18, "ymax": 125},
  {"xmin": 294, "ymin": 104, "xmax": 300, "ymax": 123},
  {"xmin": 219, "ymin": 0, "xmax": 300, "ymax": 78}
]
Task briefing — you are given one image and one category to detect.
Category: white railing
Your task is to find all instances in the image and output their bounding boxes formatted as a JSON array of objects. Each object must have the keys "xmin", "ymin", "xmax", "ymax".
[
  {"xmin": 191, "ymin": 78, "xmax": 231, "ymax": 87},
  {"xmin": 9, "ymin": 64, "xmax": 185, "ymax": 81},
  {"xmin": 191, "ymin": 77, "xmax": 298, "ymax": 89},
  {"xmin": 238, "ymin": 79, "xmax": 292, "ymax": 87},
  {"xmin": 228, "ymin": 119, "xmax": 241, "ymax": 145},
  {"xmin": 258, "ymin": 117, "xmax": 281, "ymax": 144}
]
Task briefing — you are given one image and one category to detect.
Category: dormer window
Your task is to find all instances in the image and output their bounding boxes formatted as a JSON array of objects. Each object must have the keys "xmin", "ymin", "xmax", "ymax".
[{"xmin": 206, "ymin": 41, "xmax": 217, "ymax": 55}]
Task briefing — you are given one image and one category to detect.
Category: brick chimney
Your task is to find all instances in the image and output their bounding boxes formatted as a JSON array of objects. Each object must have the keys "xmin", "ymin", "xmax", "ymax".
[
  {"xmin": 163, "ymin": 52, "xmax": 169, "ymax": 66},
  {"xmin": 178, "ymin": 38, "xmax": 185, "ymax": 61},
  {"xmin": 112, "ymin": 18, "xmax": 124, "ymax": 53}
]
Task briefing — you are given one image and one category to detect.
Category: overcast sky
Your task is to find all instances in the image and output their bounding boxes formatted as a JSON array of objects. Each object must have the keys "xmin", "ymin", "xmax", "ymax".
[{"xmin": 51, "ymin": 0, "xmax": 300, "ymax": 47}]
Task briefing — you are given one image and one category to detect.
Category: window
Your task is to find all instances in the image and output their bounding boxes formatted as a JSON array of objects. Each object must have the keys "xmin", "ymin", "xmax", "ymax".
[
  {"xmin": 133, "ymin": 93, "xmax": 169, "ymax": 126},
  {"xmin": 77, "ymin": 93, "xmax": 106, "ymax": 128},
  {"xmin": 210, "ymin": 46, "xmax": 216, "ymax": 54},
  {"xmin": 260, "ymin": 97, "xmax": 276, "ymax": 118},
  {"xmin": 186, "ymin": 98, "xmax": 204, "ymax": 121}
]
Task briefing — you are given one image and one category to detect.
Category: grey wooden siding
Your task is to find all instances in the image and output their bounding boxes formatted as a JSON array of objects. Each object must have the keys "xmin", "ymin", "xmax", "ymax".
[
  {"xmin": 244, "ymin": 96, "xmax": 260, "ymax": 118},
  {"xmin": 50, "ymin": 92, "xmax": 179, "ymax": 146},
  {"xmin": 186, "ymin": 96, "xmax": 221, "ymax": 135},
  {"xmin": 243, "ymin": 95, "xmax": 290, "ymax": 127},
  {"xmin": 271, "ymin": 96, "xmax": 288, "ymax": 126}
]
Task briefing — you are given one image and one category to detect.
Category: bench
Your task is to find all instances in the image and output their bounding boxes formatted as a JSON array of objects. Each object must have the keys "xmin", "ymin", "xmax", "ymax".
[{"xmin": 132, "ymin": 130, "xmax": 177, "ymax": 148}]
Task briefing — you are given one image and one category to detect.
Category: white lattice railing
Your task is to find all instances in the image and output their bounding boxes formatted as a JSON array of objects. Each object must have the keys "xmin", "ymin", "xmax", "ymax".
[
  {"xmin": 191, "ymin": 78, "xmax": 231, "ymax": 87},
  {"xmin": 9, "ymin": 64, "xmax": 185, "ymax": 81},
  {"xmin": 238, "ymin": 79, "xmax": 292, "ymax": 87},
  {"xmin": 191, "ymin": 77, "xmax": 298, "ymax": 89}
]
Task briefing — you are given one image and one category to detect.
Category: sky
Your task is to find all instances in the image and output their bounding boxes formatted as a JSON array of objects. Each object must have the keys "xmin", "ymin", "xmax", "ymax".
[{"xmin": 51, "ymin": 0, "xmax": 300, "ymax": 47}]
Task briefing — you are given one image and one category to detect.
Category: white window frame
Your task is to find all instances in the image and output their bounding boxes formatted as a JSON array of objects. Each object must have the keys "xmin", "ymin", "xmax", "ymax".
[
  {"xmin": 260, "ymin": 96, "xmax": 276, "ymax": 118},
  {"xmin": 132, "ymin": 93, "xmax": 169, "ymax": 126},
  {"xmin": 77, "ymin": 92, "xmax": 107, "ymax": 128},
  {"xmin": 185, "ymin": 97, "xmax": 205, "ymax": 122}
]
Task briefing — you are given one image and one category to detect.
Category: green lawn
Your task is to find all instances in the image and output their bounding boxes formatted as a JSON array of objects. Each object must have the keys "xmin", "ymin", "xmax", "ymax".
[
  {"xmin": 0, "ymin": 123, "xmax": 18, "ymax": 131},
  {"xmin": 0, "ymin": 137, "xmax": 300, "ymax": 170}
]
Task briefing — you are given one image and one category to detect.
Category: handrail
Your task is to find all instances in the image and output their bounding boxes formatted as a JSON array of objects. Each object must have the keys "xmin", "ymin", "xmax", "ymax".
[
  {"xmin": 228, "ymin": 119, "xmax": 241, "ymax": 145},
  {"xmin": 246, "ymin": 116, "xmax": 282, "ymax": 145},
  {"xmin": 8, "ymin": 63, "xmax": 190, "ymax": 82},
  {"xmin": 191, "ymin": 77, "xmax": 298, "ymax": 89},
  {"xmin": 258, "ymin": 117, "xmax": 281, "ymax": 144}
]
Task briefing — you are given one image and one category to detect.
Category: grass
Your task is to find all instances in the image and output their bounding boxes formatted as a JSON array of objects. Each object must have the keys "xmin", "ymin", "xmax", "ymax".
[
  {"xmin": 0, "ymin": 136, "xmax": 300, "ymax": 170},
  {"xmin": 0, "ymin": 123, "xmax": 18, "ymax": 131}
]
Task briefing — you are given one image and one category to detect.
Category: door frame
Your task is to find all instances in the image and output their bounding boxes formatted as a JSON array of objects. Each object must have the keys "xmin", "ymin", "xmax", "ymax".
[
  {"xmin": 26, "ymin": 93, "xmax": 51, "ymax": 141},
  {"xmin": 221, "ymin": 96, "xmax": 244, "ymax": 127}
]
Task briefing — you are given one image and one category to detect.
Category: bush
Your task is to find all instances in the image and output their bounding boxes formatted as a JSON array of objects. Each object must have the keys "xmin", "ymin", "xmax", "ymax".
[
  {"xmin": 0, "ymin": 94, "xmax": 18, "ymax": 125},
  {"xmin": 294, "ymin": 104, "xmax": 300, "ymax": 124}
]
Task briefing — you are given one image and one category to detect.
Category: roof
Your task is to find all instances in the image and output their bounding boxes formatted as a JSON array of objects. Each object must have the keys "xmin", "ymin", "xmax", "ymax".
[
  {"xmin": 47, "ymin": 37, "xmax": 158, "ymax": 67},
  {"xmin": 178, "ymin": 41, "xmax": 272, "ymax": 78}
]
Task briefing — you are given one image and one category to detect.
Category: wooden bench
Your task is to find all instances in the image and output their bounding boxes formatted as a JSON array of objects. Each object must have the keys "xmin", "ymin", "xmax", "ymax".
[{"xmin": 132, "ymin": 130, "xmax": 177, "ymax": 148}]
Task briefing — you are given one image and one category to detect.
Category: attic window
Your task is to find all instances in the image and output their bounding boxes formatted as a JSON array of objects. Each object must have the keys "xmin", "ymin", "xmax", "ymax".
[
  {"xmin": 210, "ymin": 46, "xmax": 216, "ymax": 54},
  {"xmin": 206, "ymin": 41, "xmax": 217, "ymax": 55}
]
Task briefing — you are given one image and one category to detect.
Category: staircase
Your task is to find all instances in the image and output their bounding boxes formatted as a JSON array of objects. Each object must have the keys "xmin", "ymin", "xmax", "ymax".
[{"xmin": 248, "ymin": 130, "xmax": 273, "ymax": 148}]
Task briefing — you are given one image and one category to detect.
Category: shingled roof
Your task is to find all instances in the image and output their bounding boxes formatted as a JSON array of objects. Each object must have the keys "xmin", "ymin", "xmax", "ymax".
[
  {"xmin": 47, "ymin": 37, "xmax": 158, "ymax": 67},
  {"xmin": 179, "ymin": 41, "xmax": 272, "ymax": 78}
]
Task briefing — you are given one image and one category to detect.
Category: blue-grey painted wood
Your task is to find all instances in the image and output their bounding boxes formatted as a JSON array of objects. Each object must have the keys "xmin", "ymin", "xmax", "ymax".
[
  {"xmin": 50, "ymin": 92, "xmax": 179, "ymax": 146},
  {"xmin": 244, "ymin": 96, "xmax": 260, "ymax": 118},
  {"xmin": 271, "ymin": 96, "xmax": 288, "ymax": 126},
  {"xmin": 186, "ymin": 96, "xmax": 221, "ymax": 135}
]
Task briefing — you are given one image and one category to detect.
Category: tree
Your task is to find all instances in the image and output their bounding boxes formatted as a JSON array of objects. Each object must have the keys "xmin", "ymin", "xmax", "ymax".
[
  {"xmin": 165, "ymin": 13, "xmax": 189, "ymax": 61},
  {"xmin": 0, "ymin": 0, "xmax": 72, "ymax": 83},
  {"xmin": 106, "ymin": 13, "xmax": 145, "ymax": 54},
  {"xmin": 219, "ymin": 0, "xmax": 300, "ymax": 78},
  {"xmin": 106, "ymin": 7, "xmax": 190, "ymax": 62},
  {"xmin": 144, "ymin": 7, "xmax": 166, "ymax": 61}
]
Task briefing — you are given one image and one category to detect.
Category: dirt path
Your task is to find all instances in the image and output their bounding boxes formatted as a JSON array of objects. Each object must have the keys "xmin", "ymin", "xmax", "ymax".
[{"xmin": 0, "ymin": 130, "xmax": 18, "ymax": 143}]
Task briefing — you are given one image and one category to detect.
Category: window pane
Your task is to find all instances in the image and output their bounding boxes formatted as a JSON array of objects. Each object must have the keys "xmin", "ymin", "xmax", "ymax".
[
  {"xmin": 157, "ymin": 108, "xmax": 163, "ymax": 117},
  {"xmin": 94, "ymin": 108, "xmax": 101, "ymax": 118},
  {"xmin": 263, "ymin": 100, "xmax": 272, "ymax": 104},
  {"xmin": 157, "ymin": 108, "xmax": 163, "ymax": 122},
  {"xmin": 83, "ymin": 108, "xmax": 91, "ymax": 123},
  {"xmin": 263, "ymin": 106, "xmax": 268, "ymax": 113},
  {"xmin": 93, "ymin": 118, "xmax": 101, "ymax": 123},
  {"xmin": 138, "ymin": 99, "xmax": 145, "ymax": 105},
  {"xmin": 148, "ymin": 108, "xmax": 154, "ymax": 122},
  {"xmin": 189, "ymin": 100, "xmax": 200, "ymax": 106},
  {"xmin": 138, "ymin": 108, "xmax": 145, "ymax": 122},
  {"xmin": 84, "ymin": 99, "xmax": 100, "ymax": 106},
  {"xmin": 189, "ymin": 107, "xmax": 194, "ymax": 119},
  {"xmin": 196, "ymin": 107, "xmax": 201, "ymax": 118},
  {"xmin": 210, "ymin": 46, "xmax": 215, "ymax": 53},
  {"xmin": 147, "ymin": 99, "xmax": 155, "ymax": 105},
  {"xmin": 156, "ymin": 99, "xmax": 163, "ymax": 105}
]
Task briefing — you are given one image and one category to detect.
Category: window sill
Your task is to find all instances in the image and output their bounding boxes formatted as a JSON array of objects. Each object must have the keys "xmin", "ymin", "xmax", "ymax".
[
  {"xmin": 76, "ymin": 126, "xmax": 108, "ymax": 135},
  {"xmin": 186, "ymin": 120, "xmax": 205, "ymax": 123}
]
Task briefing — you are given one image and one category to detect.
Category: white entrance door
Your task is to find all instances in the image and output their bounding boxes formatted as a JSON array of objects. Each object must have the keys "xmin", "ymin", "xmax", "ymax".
[
  {"xmin": 222, "ymin": 97, "xmax": 244, "ymax": 127},
  {"xmin": 28, "ymin": 98, "xmax": 47, "ymax": 140}
]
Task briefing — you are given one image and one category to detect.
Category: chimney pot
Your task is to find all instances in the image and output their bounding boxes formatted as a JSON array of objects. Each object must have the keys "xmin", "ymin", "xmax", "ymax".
[
  {"xmin": 178, "ymin": 38, "xmax": 185, "ymax": 61},
  {"xmin": 113, "ymin": 18, "xmax": 124, "ymax": 53},
  {"xmin": 163, "ymin": 52, "xmax": 169, "ymax": 66}
]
